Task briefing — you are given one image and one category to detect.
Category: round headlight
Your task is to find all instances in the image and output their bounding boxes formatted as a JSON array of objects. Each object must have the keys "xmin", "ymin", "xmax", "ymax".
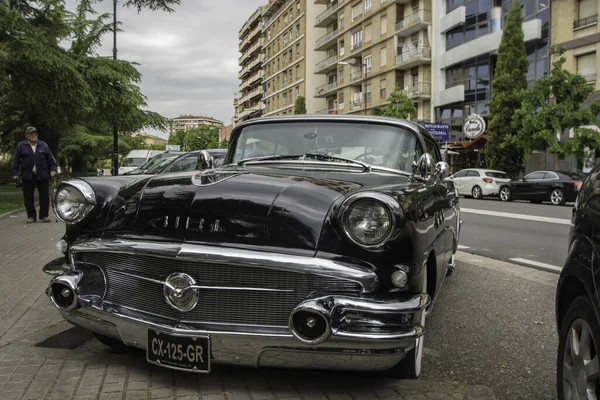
[
  {"xmin": 343, "ymin": 199, "xmax": 393, "ymax": 246},
  {"xmin": 54, "ymin": 181, "xmax": 96, "ymax": 224}
]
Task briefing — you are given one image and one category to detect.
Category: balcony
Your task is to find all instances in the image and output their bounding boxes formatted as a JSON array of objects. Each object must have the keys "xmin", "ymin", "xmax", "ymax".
[
  {"xmin": 395, "ymin": 46, "xmax": 431, "ymax": 69},
  {"xmin": 315, "ymin": 2, "xmax": 339, "ymax": 27},
  {"xmin": 239, "ymin": 87, "xmax": 264, "ymax": 106},
  {"xmin": 315, "ymin": 81, "xmax": 338, "ymax": 97},
  {"xmin": 315, "ymin": 29, "xmax": 338, "ymax": 51},
  {"xmin": 350, "ymin": 70, "xmax": 363, "ymax": 84},
  {"xmin": 315, "ymin": 54, "xmax": 339, "ymax": 73},
  {"xmin": 351, "ymin": 99, "xmax": 363, "ymax": 111},
  {"xmin": 402, "ymin": 83, "xmax": 431, "ymax": 99},
  {"xmin": 239, "ymin": 41, "xmax": 262, "ymax": 64},
  {"xmin": 396, "ymin": 10, "xmax": 431, "ymax": 37},
  {"xmin": 264, "ymin": 0, "xmax": 295, "ymax": 28},
  {"xmin": 574, "ymin": 14, "xmax": 598, "ymax": 29},
  {"xmin": 239, "ymin": 57, "xmax": 262, "ymax": 79},
  {"xmin": 240, "ymin": 72, "xmax": 262, "ymax": 91},
  {"xmin": 351, "ymin": 41, "xmax": 363, "ymax": 52}
]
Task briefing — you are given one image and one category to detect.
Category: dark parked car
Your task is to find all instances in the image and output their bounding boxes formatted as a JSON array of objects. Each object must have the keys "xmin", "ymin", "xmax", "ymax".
[
  {"xmin": 158, "ymin": 149, "xmax": 227, "ymax": 174},
  {"xmin": 43, "ymin": 115, "xmax": 460, "ymax": 379},
  {"xmin": 555, "ymin": 163, "xmax": 600, "ymax": 399},
  {"xmin": 123, "ymin": 151, "xmax": 185, "ymax": 175},
  {"xmin": 499, "ymin": 170, "xmax": 584, "ymax": 205}
]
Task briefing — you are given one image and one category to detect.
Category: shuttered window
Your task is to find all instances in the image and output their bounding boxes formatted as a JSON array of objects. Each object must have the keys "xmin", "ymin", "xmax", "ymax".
[
  {"xmin": 577, "ymin": 52, "xmax": 596, "ymax": 81},
  {"xmin": 579, "ymin": 0, "xmax": 598, "ymax": 19}
]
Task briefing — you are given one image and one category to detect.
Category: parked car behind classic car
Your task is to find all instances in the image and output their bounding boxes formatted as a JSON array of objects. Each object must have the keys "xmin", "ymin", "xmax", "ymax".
[
  {"xmin": 499, "ymin": 170, "xmax": 584, "ymax": 205},
  {"xmin": 122, "ymin": 150, "xmax": 185, "ymax": 175},
  {"xmin": 447, "ymin": 168, "xmax": 510, "ymax": 199},
  {"xmin": 43, "ymin": 115, "xmax": 460, "ymax": 379},
  {"xmin": 157, "ymin": 149, "xmax": 227, "ymax": 175},
  {"xmin": 555, "ymin": 163, "xmax": 600, "ymax": 399}
]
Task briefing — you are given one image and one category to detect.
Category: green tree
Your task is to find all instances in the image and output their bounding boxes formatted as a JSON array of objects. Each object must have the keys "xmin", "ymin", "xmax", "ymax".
[
  {"xmin": 371, "ymin": 106, "xmax": 384, "ymax": 116},
  {"xmin": 183, "ymin": 126, "xmax": 221, "ymax": 150},
  {"xmin": 484, "ymin": 0, "xmax": 529, "ymax": 178},
  {"xmin": 512, "ymin": 45, "xmax": 600, "ymax": 167},
  {"xmin": 219, "ymin": 137, "xmax": 229, "ymax": 149},
  {"xmin": 294, "ymin": 96, "xmax": 306, "ymax": 114},
  {"xmin": 168, "ymin": 130, "xmax": 186, "ymax": 147},
  {"xmin": 380, "ymin": 88, "xmax": 416, "ymax": 119}
]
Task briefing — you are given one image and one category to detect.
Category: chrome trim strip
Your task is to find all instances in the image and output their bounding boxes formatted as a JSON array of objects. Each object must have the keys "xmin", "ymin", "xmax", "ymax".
[{"xmin": 70, "ymin": 239, "xmax": 378, "ymax": 293}]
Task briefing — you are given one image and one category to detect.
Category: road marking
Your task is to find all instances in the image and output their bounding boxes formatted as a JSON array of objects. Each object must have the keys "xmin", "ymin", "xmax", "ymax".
[
  {"xmin": 457, "ymin": 245, "xmax": 470, "ymax": 250},
  {"xmin": 461, "ymin": 208, "xmax": 571, "ymax": 225},
  {"xmin": 509, "ymin": 258, "xmax": 562, "ymax": 273}
]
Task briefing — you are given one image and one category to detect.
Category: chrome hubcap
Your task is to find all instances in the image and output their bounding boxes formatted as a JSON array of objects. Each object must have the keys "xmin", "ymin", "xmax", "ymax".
[
  {"xmin": 552, "ymin": 190, "xmax": 563, "ymax": 205},
  {"xmin": 473, "ymin": 187, "xmax": 481, "ymax": 198},
  {"xmin": 500, "ymin": 188, "xmax": 509, "ymax": 201},
  {"xmin": 563, "ymin": 318, "xmax": 599, "ymax": 400}
]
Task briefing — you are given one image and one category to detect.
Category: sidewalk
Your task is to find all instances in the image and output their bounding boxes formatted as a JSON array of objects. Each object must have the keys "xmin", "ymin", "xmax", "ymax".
[{"xmin": 0, "ymin": 210, "xmax": 496, "ymax": 400}]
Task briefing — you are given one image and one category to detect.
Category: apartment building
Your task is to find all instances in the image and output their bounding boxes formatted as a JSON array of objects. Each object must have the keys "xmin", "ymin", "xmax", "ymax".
[
  {"xmin": 238, "ymin": 6, "xmax": 267, "ymax": 123},
  {"xmin": 261, "ymin": 0, "xmax": 327, "ymax": 116},
  {"xmin": 432, "ymin": 0, "xmax": 549, "ymax": 144},
  {"xmin": 312, "ymin": 0, "xmax": 432, "ymax": 120},
  {"xmin": 169, "ymin": 115, "xmax": 224, "ymax": 135}
]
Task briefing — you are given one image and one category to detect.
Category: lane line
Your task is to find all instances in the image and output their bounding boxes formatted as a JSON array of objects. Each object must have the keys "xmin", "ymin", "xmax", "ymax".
[
  {"xmin": 461, "ymin": 208, "xmax": 571, "ymax": 225},
  {"xmin": 508, "ymin": 257, "xmax": 562, "ymax": 273}
]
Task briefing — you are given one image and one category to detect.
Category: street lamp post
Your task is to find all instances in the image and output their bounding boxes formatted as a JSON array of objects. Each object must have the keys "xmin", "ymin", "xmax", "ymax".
[
  {"xmin": 112, "ymin": 0, "xmax": 119, "ymax": 176},
  {"xmin": 338, "ymin": 58, "xmax": 368, "ymax": 114}
]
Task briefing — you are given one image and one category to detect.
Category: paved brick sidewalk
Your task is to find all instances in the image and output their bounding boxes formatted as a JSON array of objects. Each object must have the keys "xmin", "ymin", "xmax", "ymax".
[{"xmin": 0, "ymin": 210, "xmax": 496, "ymax": 400}]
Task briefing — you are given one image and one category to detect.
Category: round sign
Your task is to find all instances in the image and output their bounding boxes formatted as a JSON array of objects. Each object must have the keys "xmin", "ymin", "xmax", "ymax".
[{"xmin": 463, "ymin": 114, "xmax": 486, "ymax": 139}]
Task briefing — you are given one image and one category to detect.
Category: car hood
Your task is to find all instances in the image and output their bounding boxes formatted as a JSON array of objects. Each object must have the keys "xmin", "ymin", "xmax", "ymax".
[{"xmin": 120, "ymin": 167, "xmax": 413, "ymax": 252}]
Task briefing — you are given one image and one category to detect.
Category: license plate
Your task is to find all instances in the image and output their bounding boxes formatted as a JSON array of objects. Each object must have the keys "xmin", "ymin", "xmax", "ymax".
[{"xmin": 147, "ymin": 329, "xmax": 210, "ymax": 373}]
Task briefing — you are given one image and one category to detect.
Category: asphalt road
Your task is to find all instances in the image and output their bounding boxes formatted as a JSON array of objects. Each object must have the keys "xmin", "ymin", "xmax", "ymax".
[
  {"xmin": 422, "ymin": 260, "xmax": 557, "ymax": 400},
  {"xmin": 458, "ymin": 197, "xmax": 572, "ymax": 271}
]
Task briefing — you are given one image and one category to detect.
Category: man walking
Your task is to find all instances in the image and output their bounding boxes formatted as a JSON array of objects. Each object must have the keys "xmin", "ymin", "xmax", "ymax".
[{"xmin": 11, "ymin": 126, "xmax": 57, "ymax": 223}]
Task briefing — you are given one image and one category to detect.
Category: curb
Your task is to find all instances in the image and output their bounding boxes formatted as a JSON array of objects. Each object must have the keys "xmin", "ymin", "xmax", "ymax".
[{"xmin": 0, "ymin": 207, "xmax": 25, "ymax": 219}]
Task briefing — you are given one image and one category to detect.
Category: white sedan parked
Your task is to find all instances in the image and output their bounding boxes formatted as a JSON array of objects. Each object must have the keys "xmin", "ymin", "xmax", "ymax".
[{"xmin": 447, "ymin": 168, "xmax": 511, "ymax": 199}]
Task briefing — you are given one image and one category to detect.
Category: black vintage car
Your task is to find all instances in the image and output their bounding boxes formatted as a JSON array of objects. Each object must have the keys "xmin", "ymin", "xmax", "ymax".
[
  {"xmin": 555, "ymin": 163, "xmax": 600, "ymax": 399},
  {"xmin": 43, "ymin": 115, "xmax": 460, "ymax": 379},
  {"xmin": 499, "ymin": 170, "xmax": 584, "ymax": 205}
]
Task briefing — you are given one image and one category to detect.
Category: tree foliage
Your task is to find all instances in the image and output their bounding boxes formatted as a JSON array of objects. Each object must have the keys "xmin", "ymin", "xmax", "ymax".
[
  {"xmin": 0, "ymin": 0, "xmax": 179, "ymax": 174},
  {"xmin": 512, "ymin": 46, "xmax": 600, "ymax": 165},
  {"xmin": 294, "ymin": 96, "xmax": 306, "ymax": 114},
  {"xmin": 183, "ymin": 126, "xmax": 224, "ymax": 151},
  {"xmin": 380, "ymin": 88, "xmax": 416, "ymax": 119},
  {"xmin": 484, "ymin": 0, "xmax": 529, "ymax": 178}
]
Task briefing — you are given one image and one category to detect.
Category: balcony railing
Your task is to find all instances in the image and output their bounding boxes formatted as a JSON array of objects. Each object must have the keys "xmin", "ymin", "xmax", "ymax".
[
  {"xmin": 315, "ymin": 29, "xmax": 338, "ymax": 49},
  {"xmin": 351, "ymin": 41, "xmax": 363, "ymax": 51},
  {"xmin": 395, "ymin": 10, "xmax": 431, "ymax": 32},
  {"xmin": 240, "ymin": 41, "xmax": 262, "ymax": 64},
  {"xmin": 264, "ymin": 0, "xmax": 296, "ymax": 28},
  {"xmin": 395, "ymin": 46, "xmax": 431, "ymax": 66},
  {"xmin": 315, "ymin": 81, "xmax": 338, "ymax": 96},
  {"xmin": 315, "ymin": 54, "xmax": 338, "ymax": 73},
  {"xmin": 574, "ymin": 14, "xmax": 598, "ymax": 29},
  {"xmin": 403, "ymin": 83, "xmax": 431, "ymax": 98},
  {"xmin": 316, "ymin": 2, "xmax": 339, "ymax": 25},
  {"xmin": 351, "ymin": 99, "xmax": 362, "ymax": 110},
  {"xmin": 350, "ymin": 70, "xmax": 363, "ymax": 82}
]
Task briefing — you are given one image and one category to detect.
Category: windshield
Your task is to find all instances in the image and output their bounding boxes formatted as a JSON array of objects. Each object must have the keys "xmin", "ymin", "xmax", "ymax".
[
  {"xmin": 229, "ymin": 122, "xmax": 422, "ymax": 172},
  {"xmin": 146, "ymin": 155, "xmax": 182, "ymax": 174},
  {"xmin": 121, "ymin": 157, "xmax": 146, "ymax": 167}
]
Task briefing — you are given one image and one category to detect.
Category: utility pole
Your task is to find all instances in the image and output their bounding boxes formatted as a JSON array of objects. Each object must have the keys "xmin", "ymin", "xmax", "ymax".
[
  {"xmin": 112, "ymin": 0, "xmax": 119, "ymax": 176},
  {"xmin": 363, "ymin": 63, "xmax": 368, "ymax": 115}
]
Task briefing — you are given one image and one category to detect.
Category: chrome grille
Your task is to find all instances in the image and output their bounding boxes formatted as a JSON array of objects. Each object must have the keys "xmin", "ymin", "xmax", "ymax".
[{"xmin": 76, "ymin": 252, "xmax": 361, "ymax": 327}]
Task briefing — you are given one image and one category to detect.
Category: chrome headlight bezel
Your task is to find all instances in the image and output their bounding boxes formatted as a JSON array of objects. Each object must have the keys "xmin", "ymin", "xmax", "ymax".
[
  {"xmin": 339, "ymin": 192, "xmax": 402, "ymax": 249},
  {"xmin": 53, "ymin": 180, "xmax": 97, "ymax": 224}
]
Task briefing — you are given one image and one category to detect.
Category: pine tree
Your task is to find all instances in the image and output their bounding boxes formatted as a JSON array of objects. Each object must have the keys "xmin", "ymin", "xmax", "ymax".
[
  {"xmin": 294, "ymin": 96, "xmax": 306, "ymax": 114},
  {"xmin": 484, "ymin": 0, "xmax": 529, "ymax": 178}
]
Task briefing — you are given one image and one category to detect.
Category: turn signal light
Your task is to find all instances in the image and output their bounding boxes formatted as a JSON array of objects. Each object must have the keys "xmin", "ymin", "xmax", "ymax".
[
  {"xmin": 482, "ymin": 178, "xmax": 493, "ymax": 183},
  {"xmin": 575, "ymin": 181, "xmax": 583, "ymax": 190}
]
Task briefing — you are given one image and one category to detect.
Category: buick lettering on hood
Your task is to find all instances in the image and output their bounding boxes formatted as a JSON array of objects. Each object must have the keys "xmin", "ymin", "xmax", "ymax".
[{"xmin": 43, "ymin": 115, "xmax": 461, "ymax": 378}]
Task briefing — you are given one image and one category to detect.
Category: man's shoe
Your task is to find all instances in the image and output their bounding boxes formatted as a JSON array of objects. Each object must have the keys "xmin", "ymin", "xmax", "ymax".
[
  {"xmin": 41, "ymin": 217, "xmax": 51, "ymax": 223},
  {"xmin": 26, "ymin": 218, "xmax": 35, "ymax": 223}
]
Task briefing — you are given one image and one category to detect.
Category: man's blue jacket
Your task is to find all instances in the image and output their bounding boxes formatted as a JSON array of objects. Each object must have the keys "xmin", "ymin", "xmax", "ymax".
[{"xmin": 11, "ymin": 140, "xmax": 58, "ymax": 180}]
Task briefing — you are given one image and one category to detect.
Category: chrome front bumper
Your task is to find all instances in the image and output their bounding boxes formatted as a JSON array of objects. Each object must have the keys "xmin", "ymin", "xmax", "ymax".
[{"xmin": 43, "ymin": 253, "xmax": 429, "ymax": 373}]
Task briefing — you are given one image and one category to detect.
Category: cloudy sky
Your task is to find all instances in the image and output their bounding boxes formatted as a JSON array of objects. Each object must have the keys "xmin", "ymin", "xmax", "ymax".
[{"xmin": 66, "ymin": 0, "xmax": 265, "ymax": 139}]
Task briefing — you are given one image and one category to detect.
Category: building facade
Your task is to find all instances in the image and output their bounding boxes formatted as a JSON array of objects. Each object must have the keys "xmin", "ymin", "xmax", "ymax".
[
  {"xmin": 261, "ymin": 0, "xmax": 327, "ymax": 116},
  {"xmin": 432, "ymin": 0, "xmax": 550, "ymax": 146},
  {"xmin": 312, "ymin": 0, "xmax": 433, "ymax": 120},
  {"xmin": 169, "ymin": 115, "xmax": 224, "ymax": 135},
  {"xmin": 238, "ymin": 6, "xmax": 267, "ymax": 122}
]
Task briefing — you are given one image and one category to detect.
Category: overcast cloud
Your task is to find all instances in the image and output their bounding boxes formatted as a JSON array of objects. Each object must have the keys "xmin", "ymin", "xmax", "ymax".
[{"xmin": 66, "ymin": 0, "xmax": 265, "ymax": 138}]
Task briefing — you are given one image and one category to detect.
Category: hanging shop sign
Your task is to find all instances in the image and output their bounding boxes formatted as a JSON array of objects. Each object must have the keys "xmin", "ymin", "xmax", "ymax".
[{"xmin": 464, "ymin": 114, "xmax": 486, "ymax": 139}]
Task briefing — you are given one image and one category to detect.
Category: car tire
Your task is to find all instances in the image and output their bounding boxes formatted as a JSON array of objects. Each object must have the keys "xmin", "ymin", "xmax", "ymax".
[
  {"xmin": 499, "ymin": 186, "xmax": 512, "ymax": 202},
  {"xmin": 550, "ymin": 188, "xmax": 566, "ymax": 206},
  {"xmin": 94, "ymin": 333, "xmax": 131, "ymax": 352},
  {"xmin": 471, "ymin": 185, "xmax": 482, "ymax": 199},
  {"xmin": 557, "ymin": 295, "xmax": 600, "ymax": 400}
]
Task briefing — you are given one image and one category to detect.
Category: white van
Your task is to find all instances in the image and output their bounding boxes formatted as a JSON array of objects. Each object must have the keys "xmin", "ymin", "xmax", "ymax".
[{"xmin": 118, "ymin": 150, "xmax": 165, "ymax": 175}]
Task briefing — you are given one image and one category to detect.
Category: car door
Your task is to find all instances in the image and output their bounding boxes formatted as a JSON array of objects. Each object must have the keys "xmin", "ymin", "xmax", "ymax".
[
  {"xmin": 537, "ymin": 172, "xmax": 559, "ymax": 199},
  {"xmin": 450, "ymin": 170, "xmax": 468, "ymax": 195},
  {"xmin": 465, "ymin": 170, "xmax": 481, "ymax": 195},
  {"xmin": 514, "ymin": 171, "xmax": 545, "ymax": 199}
]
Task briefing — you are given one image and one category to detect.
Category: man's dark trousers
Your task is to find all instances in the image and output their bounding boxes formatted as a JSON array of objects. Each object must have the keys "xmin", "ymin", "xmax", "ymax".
[{"xmin": 22, "ymin": 175, "xmax": 50, "ymax": 220}]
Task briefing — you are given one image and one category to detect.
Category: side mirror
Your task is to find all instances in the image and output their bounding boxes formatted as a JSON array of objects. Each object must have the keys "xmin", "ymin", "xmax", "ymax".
[
  {"xmin": 435, "ymin": 162, "xmax": 450, "ymax": 180},
  {"xmin": 197, "ymin": 150, "xmax": 214, "ymax": 170},
  {"xmin": 412, "ymin": 153, "xmax": 436, "ymax": 181}
]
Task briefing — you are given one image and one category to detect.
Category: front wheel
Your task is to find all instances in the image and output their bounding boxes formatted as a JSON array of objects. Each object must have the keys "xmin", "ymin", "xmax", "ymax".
[
  {"xmin": 383, "ymin": 310, "xmax": 425, "ymax": 379},
  {"xmin": 471, "ymin": 185, "xmax": 483, "ymax": 199},
  {"xmin": 499, "ymin": 186, "xmax": 512, "ymax": 202},
  {"xmin": 551, "ymin": 189, "xmax": 566, "ymax": 206},
  {"xmin": 557, "ymin": 296, "xmax": 600, "ymax": 400}
]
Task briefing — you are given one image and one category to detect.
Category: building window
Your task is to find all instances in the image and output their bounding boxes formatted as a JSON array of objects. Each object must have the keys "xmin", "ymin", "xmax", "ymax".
[
  {"xmin": 380, "ymin": 79, "xmax": 387, "ymax": 98},
  {"xmin": 380, "ymin": 46, "xmax": 387, "ymax": 66},
  {"xmin": 351, "ymin": 30, "xmax": 363, "ymax": 49},
  {"xmin": 577, "ymin": 52, "xmax": 597, "ymax": 82},
  {"xmin": 366, "ymin": 83, "xmax": 372, "ymax": 102},
  {"xmin": 381, "ymin": 15, "xmax": 387, "ymax": 35},
  {"xmin": 340, "ymin": 14, "xmax": 345, "ymax": 30},
  {"xmin": 295, "ymin": 86, "xmax": 300, "ymax": 98},
  {"xmin": 365, "ymin": 0, "xmax": 372, "ymax": 12},
  {"xmin": 339, "ymin": 40, "xmax": 345, "ymax": 56},
  {"xmin": 339, "ymin": 67, "xmax": 345, "ymax": 83},
  {"xmin": 296, "ymin": 65, "xmax": 300, "ymax": 78},
  {"xmin": 296, "ymin": 23, "xmax": 300, "ymax": 36},
  {"xmin": 364, "ymin": 55, "xmax": 372, "ymax": 72},
  {"xmin": 352, "ymin": 2, "xmax": 363, "ymax": 21},
  {"xmin": 576, "ymin": 0, "xmax": 598, "ymax": 28},
  {"xmin": 365, "ymin": 23, "xmax": 372, "ymax": 42},
  {"xmin": 411, "ymin": 32, "xmax": 419, "ymax": 48}
]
